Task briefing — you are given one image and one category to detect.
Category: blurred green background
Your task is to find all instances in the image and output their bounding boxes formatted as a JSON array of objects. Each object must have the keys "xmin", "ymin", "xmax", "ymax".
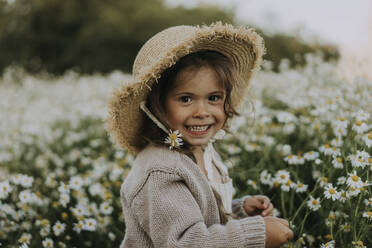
[{"xmin": 0, "ymin": 0, "xmax": 339, "ymax": 75}]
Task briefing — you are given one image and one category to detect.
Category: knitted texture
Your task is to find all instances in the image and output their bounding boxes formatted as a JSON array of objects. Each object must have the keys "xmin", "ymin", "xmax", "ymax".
[{"xmin": 119, "ymin": 145, "xmax": 265, "ymax": 247}]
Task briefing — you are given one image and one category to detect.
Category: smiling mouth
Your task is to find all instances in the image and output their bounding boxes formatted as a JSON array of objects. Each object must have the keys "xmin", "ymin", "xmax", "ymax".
[{"xmin": 185, "ymin": 125, "xmax": 212, "ymax": 135}]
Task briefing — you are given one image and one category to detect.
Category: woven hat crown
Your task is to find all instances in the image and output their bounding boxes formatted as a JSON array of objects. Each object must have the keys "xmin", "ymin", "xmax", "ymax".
[{"xmin": 133, "ymin": 26, "xmax": 196, "ymax": 79}]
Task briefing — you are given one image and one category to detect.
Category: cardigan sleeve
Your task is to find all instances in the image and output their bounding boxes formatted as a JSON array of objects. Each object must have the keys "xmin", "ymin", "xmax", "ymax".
[
  {"xmin": 132, "ymin": 170, "xmax": 265, "ymax": 248},
  {"xmin": 232, "ymin": 195, "xmax": 251, "ymax": 218}
]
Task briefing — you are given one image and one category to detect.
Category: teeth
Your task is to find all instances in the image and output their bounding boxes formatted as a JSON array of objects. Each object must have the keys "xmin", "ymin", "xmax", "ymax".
[{"xmin": 188, "ymin": 126, "xmax": 209, "ymax": 132}]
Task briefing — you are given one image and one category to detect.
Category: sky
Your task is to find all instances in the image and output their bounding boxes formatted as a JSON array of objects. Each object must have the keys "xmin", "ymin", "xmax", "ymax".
[{"xmin": 166, "ymin": 0, "xmax": 372, "ymax": 51}]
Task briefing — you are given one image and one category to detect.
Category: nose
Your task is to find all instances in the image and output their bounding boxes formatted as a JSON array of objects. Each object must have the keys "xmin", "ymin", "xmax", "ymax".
[{"xmin": 192, "ymin": 101, "xmax": 210, "ymax": 118}]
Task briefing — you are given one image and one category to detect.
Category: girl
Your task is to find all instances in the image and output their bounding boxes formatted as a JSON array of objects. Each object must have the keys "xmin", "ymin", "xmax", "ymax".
[{"xmin": 107, "ymin": 23, "xmax": 293, "ymax": 248}]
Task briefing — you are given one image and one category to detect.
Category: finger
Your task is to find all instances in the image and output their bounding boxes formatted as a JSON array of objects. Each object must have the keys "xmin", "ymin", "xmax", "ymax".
[
  {"xmin": 262, "ymin": 203, "xmax": 274, "ymax": 216},
  {"xmin": 245, "ymin": 197, "xmax": 261, "ymax": 209},
  {"xmin": 286, "ymin": 228, "xmax": 294, "ymax": 239},
  {"xmin": 276, "ymin": 218, "xmax": 289, "ymax": 227},
  {"xmin": 254, "ymin": 195, "xmax": 271, "ymax": 208}
]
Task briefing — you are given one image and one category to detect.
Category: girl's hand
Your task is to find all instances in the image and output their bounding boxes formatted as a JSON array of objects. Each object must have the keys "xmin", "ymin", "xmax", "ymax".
[
  {"xmin": 264, "ymin": 216, "xmax": 293, "ymax": 248},
  {"xmin": 243, "ymin": 195, "xmax": 274, "ymax": 217}
]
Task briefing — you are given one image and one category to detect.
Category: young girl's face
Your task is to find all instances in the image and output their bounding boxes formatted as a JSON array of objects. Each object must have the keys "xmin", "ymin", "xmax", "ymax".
[{"xmin": 165, "ymin": 66, "xmax": 226, "ymax": 148}]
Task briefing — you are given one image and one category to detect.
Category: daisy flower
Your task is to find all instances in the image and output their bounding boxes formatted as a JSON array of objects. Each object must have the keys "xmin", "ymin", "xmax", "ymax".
[
  {"xmin": 337, "ymin": 176, "xmax": 346, "ymax": 185},
  {"xmin": 284, "ymin": 154, "xmax": 304, "ymax": 165},
  {"xmin": 349, "ymin": 150, "xmax": 370, "ymax": 168},
  {"xmin": 0, "ymin": 180, "xmax": 12, "ymax": 199},
  {"xmin": 347, "ymin": 186, "xmax": 361, "ymax": 197},
  {"xmin": 320, "ymin": 240, "xmax": 335, "ymax": 248},
  {"xmin": 281, "ymin": 179, "xmax": 294, "ymax": 192},
  {"xmin": 69, "ymin": 176, "xmax": 84, "ymax": 190},
  {"xmin": 18, "ymin": 233, "xmax": 32, "ymax": 244},
  {"xmin": 318, "ymin": 176, "xmax": 329, "ymax": 187},
  {"xmin": 362, "ymin": 131, "xmax": 372, "ymax": 148},
  {"xmin": 247, "ymin": 179, "xmax": 258, "ymax": 190},
  {"xmin": 73, "ymin": 221, "xmax": 84, "ymax": 234},
  {"xmin": 330, "ymin": 137, "xmax": 343, "ymax": 147},
  {"xmin": 346, "ymin": 171, "xmax": 364, "ymax": 189},
  {"xmin": 303, "ymin": 151, "xmax": 319, "ymax": 161},
  {"xmin": 20, "ymin": 175, "xmax": 34, "ymax": 188},
  {"xmin": 83, "ymin": 218, "xmax": 97, "ymax": 231},
  {"xmin": 260, "ymin": 170, "xmax": 273, "ymax": 186},
  {"xmin": 42, "ymin": 238, "xmax": 54, "ymax": 248},
  {"xmin": 307, "ymin": 196, "xmax": 321, "ymax": 211},
  {"xmin": 319, "ymin": 144, "xmax": 333, "ymax": 155},
  {"xmin": 275, "ymin": 170, "xmax": 290, "ymax": 184},
  {"xmin": 352, "ymin": 240, "xmax": 367, "ymax": 248},
  {"xmin": 364, "ymin": 197, "xmax": 372, "ymax": 206},
  {"xmin": 295, "ymin": 181, "xmax": 308, "ymax": 193},
  {"xmin": 331, "ymin": 156, "xmax": 344, "ymax": 169},
  {"xmin": 52, "ymin": 221, "xmax": 66, "ymax": 236},
  {"xmin": 353, "ymin": 110, "xmax": 370, "ymax": 122},
  {"xmin": 324, "ymin": 184, "xmax": 340, "ymax": 201},
  {"xmin": 362, "ymin": 211, "xmax": 372, "ymax": 220},
  {"xmin": 352, "ymin": 121, "xmax": 368, "ymax": 134},
  {"xmin": 99, "ymin": 202, "xmax": 113, "ymax": 215},
  {"xmin": 340, "ymin": 222, "xmax": 351, "ymax": 232},
  {"xmin": 164, "ymin": 130, "xmax": 183, "ymax": 149}
]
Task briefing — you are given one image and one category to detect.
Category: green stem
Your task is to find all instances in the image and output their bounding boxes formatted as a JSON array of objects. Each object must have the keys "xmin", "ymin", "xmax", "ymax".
[
  {"xmin": 299, "ymin": 209, "xmax": 310, "ymax": 236},
  {"xmin": 281, "ymin": 191, "xmax": 287, "ymax": 218},
  {"xmin": 353, "ymin": 193, "xmax": 363, "ymax": 241},
  {"xmin": 290, "ymin": 183, "xmax": 318, "ymax": 222}
]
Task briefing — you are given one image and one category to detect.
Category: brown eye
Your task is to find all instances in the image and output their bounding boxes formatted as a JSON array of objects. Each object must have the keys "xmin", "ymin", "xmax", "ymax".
[
  {"xmin": 209, "ymin": 95, "xmax": 221, "ymax": 102},
  {"xmin": 179, "ymin": 96, "xmax": 191, "ymax": 103}
]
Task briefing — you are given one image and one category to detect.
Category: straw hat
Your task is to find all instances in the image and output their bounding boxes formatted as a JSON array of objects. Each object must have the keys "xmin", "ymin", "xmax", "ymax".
[{"xmin": 106, "ymin": 22, "xmax": 265, "ymax": 153}]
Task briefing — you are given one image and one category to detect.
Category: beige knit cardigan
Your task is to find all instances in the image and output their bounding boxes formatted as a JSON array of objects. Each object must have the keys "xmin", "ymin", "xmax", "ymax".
[{"xmin": 119, "ymin": 145, "xmax": 266, "ymax": 248}]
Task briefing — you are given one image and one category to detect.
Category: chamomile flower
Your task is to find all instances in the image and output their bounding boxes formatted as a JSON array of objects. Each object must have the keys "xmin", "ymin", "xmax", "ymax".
[
  {"xmin": 331, "ymin": 156, "xmax": 344, "ymax": 169},
  {"xmin": 295, "ymin": 181, "xmax": 308, "ymax": 193},
  {"xmin": 83, "ymin": 218, "xmax": 97, "ymax": 231},
  {"xmin": 247, "ymin": 179, "xmax": 258, "ymax": 190},
  {"xmin": 347, "ymin": 186, "xmax": 361, "ymax": 197},
  {"xmin": 346, "ymin": 171, "xmax": 364, "ymax": 189},
  {"xmin": 303, "ymin": 151, "xmax": 319, "ymax": 161},
  {"xmin": 307, "ymin": 196, "xmax": 321, "ymax": 211},
  {"xmin": 20, "ymin": 175, "xmax": 34, "ymax": 188},
  {"xmin": 0, "ymin": 180, "xmax": 12, "ymax": 199},
  {"xmin": 52, "ymin": 221, "xmax": 66, "ymax": 236},
  {"xmin": 340, "ymin": 222, "xmax": 351, "ymax": 232},
  {"xmin": 318, "ymin": 176, "xmax": 329, "ymax": 187},
  {"xmin": 320, "ymin": 240, "xmax": 335, "ymax": 248},
  {"xmin": 337, "ymin": 176, "xmax": 346, "ymax": 185},
  {"xmin": 362, "ymin": 211, "xmax": 372, "ymax": 220},
  {"xmin": 364, "ymin": 197, "xmax": 372, "ymax": 206},
  {"xmin": 362, "ymin": 131, "xmax": 372, "ymax": 147},
  {"xmin": 353, "ymin": 110, "xmax": 370, "ymax": 122},
  {"xmin": 18, "ymin": 233, "xmax": 32, "ymax": 244},
  {"xmin": 352, "ymin": 240, "xmax": 367, "ymax": 248},
  {"xmin": 324, "ymin": 184, "xmax": 340, "ymax": 201},
  {"xmin": 284, "ymin": 154, "xmax": 304, "ymax": 165},
  {"xmin": 58, "ymin": 182, "xmax": 70, "ymax": 194},
  {"xmin": 330, "ymin": 137, "xmax": 343, "ymax": 147},
  {"xmin": 275, "ymin": 170, "xmax": 290, "ymax": 184},
  {"xmin": 69, "ymin": 176, "xmax": 84, "ymax": 190},
  {"xmin": 259, "ymin": 170, "xmax": 273, "ymax": 186},
  {"xmin": 59, "ymin": 193, "xmax": 70, "ymax": 207},
  {"xmin": 349, "ymin": 150, "xmax": 370, "ymax": 168},
  {"xmin": 352, "ymin": 121, "xmax": 368, "ymax": 134},
  {"xmin": 281, "ymin": 179, "xmax": 294, "ymax": 192},
  {"xmin": 319, "ymin": 144, "xmax": 333, "ymax": 155},
  {"xmin": 42, "ymin": 238, "xmax": 54, "ymax": 248},
  {"xmin": 99, "ymin": 202, "xmax": 113, "ymax": 215},
  {"xmin": 73, "ymin": 221, "xmax": 84, "ymax": 233},
  {"xmin": 164, "ymin": 130, "xmax": 183, "ymax": 149}
]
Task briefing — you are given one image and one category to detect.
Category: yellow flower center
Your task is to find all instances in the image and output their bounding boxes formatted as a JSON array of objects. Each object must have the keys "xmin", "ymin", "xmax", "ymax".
[
  {"xmin": 308, "ymin": 151, "xmax": 313, "ymax": 155},
  {"xmin": 280, "ymin": 174, "xmax": 286, "ymax": 179},
  {"xmin": 355, "ymin": 121, "xmax": 362, "ymax": 126},
  {"xmin": 288, "ymin": 154, "xmax": 294, "ymax": 159},
  {"xmin": 329, "ymin": 188, "xmax": 336, "ymax": 194},
  {"xmin": 285, "ymin": 179, "xmax": 292, "ymax": 186},
  {"xmin": 298, "ymin": 183, "xmax": 303, "ymax": 188},
  {"xmin": 324, "ymin": 144, "xmax": 330, "ymax": 148},
  {"xmin": 312, "ymin": 199, "xmax": 318, "ymax": 205},
  {"xmin": 323, "ymin": 177, "xmax": 328, "ymax": 183},
  {"xmin": 328, "ymin": 214, "xmax": 336, "ymax": 220},
  {"xmin": 341, "ymin": 192, "xmax": 346, "ymax": 197},
  {"xmin": 2, "ymin": 186, "xmax": 7, "ymax": 191},
  {"xmin": 358, "ymin": 158, "xmax": 363, "ymax": 163},
  {"xmin": 337, "ymin": 157, "xmax": 342, "ymax": 163},
  {"xmin": 368, "ymin": 158, "xmax": 372, "ymax": 164},
  {"xmin": 356, "ymin": 241, "xmax": 364, "ymax": 246},
  {"xmin": 367, "ymin": 211, "xmax": 372, "ymax": 217},
  {"xmin": 332, "ymin": 147, "xmax": 336, "ymax": 151},
  {"xmin": 352, "ymin": 175, "xmax": 359, "ymax": 182},
  {"xmin": 339, "ymin": 117, "xmax": 345, "ymax": 121},
  {"xmin": 273, "ymin": 181, "xmax": 279, "ymax": 188},
  {"xmin": 169, "ymin": 133, "xmax": 178, "ymax": 140}
]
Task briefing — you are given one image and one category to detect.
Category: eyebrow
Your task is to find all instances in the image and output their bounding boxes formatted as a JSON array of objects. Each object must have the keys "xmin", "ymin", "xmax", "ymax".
[{"xmin": 172, "ymin": 91, "xmax": 226, "ymax": 96}]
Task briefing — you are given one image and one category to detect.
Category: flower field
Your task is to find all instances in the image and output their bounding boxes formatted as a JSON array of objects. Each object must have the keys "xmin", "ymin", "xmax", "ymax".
[{"xmin": 0, "ymin": 56, "xmax": 371, "ymax": 247}]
